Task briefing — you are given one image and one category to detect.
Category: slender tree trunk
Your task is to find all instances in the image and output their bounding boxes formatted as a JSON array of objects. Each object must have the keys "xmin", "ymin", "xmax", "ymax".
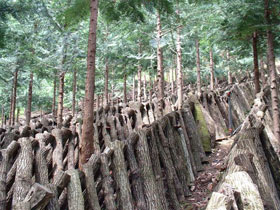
[
  {"xmin": 137, "ymin": 66, "xmax": 142, "ymax": 102},
  {"xmin": 143, "ymin": 74, "xmax": 147, "ymax": 100},
  {"xmin": 210, "ymin": 48, "xmax": 215, "ymax": 91},
  {"xmin": 100, "ymin": 94, "xmax": 103, "ymax": 107},
  {"xmin": 176, "ymin": 26, "xmax": 183, "ymax": 109},
  {"xmin": 16, "ymin": 107, "xmax": 19, "ymax": 124},
  {"xmin": 104, "ymin": 60, "xmax": 109, "ymax": 106},
  {"xmin": 196, "ymin": 40, "xmax": 201, "ymax": 96},
  {"xmin": 12, "ymin": 69, "xmax": 18, "ymax": 126},
  {"xmin": 1, "ymin": 105, "xmax": 4, "ymax": 128},
  {"xmin": 265, "ymin": 0, "xmax": 280, "ymax": 141},
  {"xmin": 97, "ymin": 95, "xmax": 100, "ymax": 110},
  {"xmin": 57, "ymin": 72, "xmax": 65, "ymax": 128},
  {"xmin": 133, "ymin": 76, "xmax": 136, "ymax": 102},
  {"xmin": 111, "ymin": 68, "xmax": 115, "ymax": 106},
  {"xmin": 138, "ymin": 42, "xmax": 142, "ymax": 102},
  {"xmin": 253, "ymin": 32, "xmax": 261, "ymax": 95},
  {"xmin": 260, "ymin": 57, "xmax": 266, "ymax": 86},
  {"xmin": 9, "ymin": 68, "xmax": 18, "ymax": 125},
  {"xmin": 124, "ymin": 73, "xmax": 127, "ymax": 104},
  {"xmin": 9, "ymin": 83, "xmax": 13, "ymax": 126},
  {"xmin": 52, "ymin": 74, "xmax": 57, "ymax": 117},
  {"xmin": 170, "ymin": 69, "xmax": 174, "ymax": 95},
  {"xmin": 72, "ymin": 69, "xmax": 77, "ymax": 117},
  {"xmin": 80, "ymin": 0, "xmax": 99, "ymax": 167},
  {"xmin": 157, "ymin": 11, "xmax": 164, "ymax": 116},
  {"xmin": 227, "ymin": 51, "xmax": 232, "ymax": 84},
  {"xmin": 149, "ymin": 79, "xmax": 153, "ymax": 104},
  {"xmin": 25, "ymin": 72, "xmax": 33, "ymax": 126}
]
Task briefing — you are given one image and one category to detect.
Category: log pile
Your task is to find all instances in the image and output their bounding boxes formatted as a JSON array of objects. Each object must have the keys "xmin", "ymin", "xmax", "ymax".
[
  {"xmin": 206, "ymin": 84, "xmax": 280, "ymax": 210},
  {"xmin": 0, "ymin": 98, "xmax": 206, "ymax": 210}
]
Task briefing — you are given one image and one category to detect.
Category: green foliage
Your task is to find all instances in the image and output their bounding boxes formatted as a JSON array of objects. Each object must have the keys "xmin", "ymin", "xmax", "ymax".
[{"xmin": 0, "ymin": 0, "xmax": 280, "ymax": 116}]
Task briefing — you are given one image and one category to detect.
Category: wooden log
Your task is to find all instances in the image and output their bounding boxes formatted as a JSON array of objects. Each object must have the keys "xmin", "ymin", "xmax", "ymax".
[
  {"xmin": 83, "ymin": 155, "xmax": 101, "ymax": 210},
  {"xmin": 107, "ymin": 116, "xmax": 118, "ymax": 141},
  {"xmin": 53, "ymin": 169, "xmax": 70, "ymax": 195},
  {"xmin": 125, "ymin": 139, "xmax": 147, "ymax": 210},
  {"xmin": 23, "ymin": 183, "xmax": 54, "ymax": 210},
  {"xmin": 93, "ymin": 124, "xmax": 101, "ymax": 154},
  {"xmin": 0, "ymin": 141, "xmax": 19, "ymax": 210},
  {"xmin": 100, "ymin": 153, "xmax": 116, "ymax": 210},
  {"xmin": 14, "ymin": 201, "xmax": 31, "ymax": 210},
  {"xmin": 111, "ymin": 140, "xmax": 134, "ymax": 210},
  {"xmin": 12, "ymin": 137, "xmax": 33, "ymax": 208},
  {"xmin": 180, "ymin": 109, "xmax": 204, "ymax": 171},
  {"xmin": 152, "ymin": 125, "xmax": 181, "ymax": 210},
  {"xmin": 135, "ymin": 130, "xmax": 163, "ymax": 210},
  {"xmin": 51, "ymin": 129, "xmax": 63, "ymax": 177},
  {"xmin": 157, "ymin": 122, "xmax": 185, "ymax": 202},
  {"xmin": 34, "ymin": 135, "xmax": 49, "ymax": 186},
  {"xmin": 67, "ymin": 169, "xmax": 84, "ymax": 210},
  {"xmin": 165, "ymin": 115, "xmax": 190, "ymax": 197}
]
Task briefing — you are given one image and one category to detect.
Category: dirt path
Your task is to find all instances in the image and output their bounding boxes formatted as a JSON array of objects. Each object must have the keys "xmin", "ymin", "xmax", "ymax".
[{"xmin": 184, "ymin": 138, "xmax": 234, "ymax": 210}]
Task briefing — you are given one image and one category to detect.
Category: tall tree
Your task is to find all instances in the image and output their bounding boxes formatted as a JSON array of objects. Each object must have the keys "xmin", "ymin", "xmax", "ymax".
[
  {"xmin": 72, "ymin": 68, "xmax": 77, "ymax": 116},
  {"xmin": 252, "ymin": 32, "xmax": 260, "ymax": 94},
  {"xmin": 176, "ymin": 25, "xmax": 183, "ymax": 109},
  {"xmin": 156, "ymin": 11, "xmax": 164, "ymax": 116},
  {"xmin": 80, "ymin": 0, "xmax": 99, "ymax": 166},
  {"xmin": 209, "ymin": 48, "xmax": 215, "ymax": 91},
  {"xmin": 264, "ymin": 0, "xmax": 280, "ymax": 141},
  {"xmin": 196, "ymin": 40, "xmax": 202, "ymax": 96},
  {"xmin": 25, "ymin": 72, "xmax": 33, "ymax": 126}
]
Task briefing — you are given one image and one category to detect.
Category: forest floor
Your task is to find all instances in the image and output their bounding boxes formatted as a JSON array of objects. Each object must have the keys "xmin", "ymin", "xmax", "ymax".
[{"xmin": 184, "ymin": 138, "xmax": 234, "ymax": 210}]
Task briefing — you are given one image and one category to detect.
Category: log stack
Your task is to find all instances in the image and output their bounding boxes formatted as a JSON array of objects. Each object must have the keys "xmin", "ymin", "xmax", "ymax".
[{"xmin": 0, "ymin": 98, "xmax": 206, "ymax": 210}]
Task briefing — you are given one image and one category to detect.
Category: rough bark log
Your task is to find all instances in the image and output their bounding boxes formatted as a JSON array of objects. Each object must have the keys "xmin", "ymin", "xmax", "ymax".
[
  {"xmin": 12, "ymin": 137, "xmax": 33, "ymax": 208},
  {"xmin": 23, "ymin": 183, "xmax": 53, "ymax": 210},
  {"xmin": 83, "ymin": 160, "xmax": 101, "ymax": 210},
  {"xmin": 135, "ymin": 130, "xmax": 163, "ymax": 210},
  {"xmin": 100, "ymin": 153, "xmax": 116, "ymax": 210},
  {"xmin": 67, "ymin": 169, "xmax": 84, "ymax": 210},
  {"xmin": 111, "ymin": 140, "xmax": 134, "ymax": 210}
]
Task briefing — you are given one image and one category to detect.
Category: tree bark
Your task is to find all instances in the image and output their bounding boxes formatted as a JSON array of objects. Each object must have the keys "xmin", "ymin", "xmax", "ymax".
[
  {"xmin": 52, "ymin": 73, "xmax": 57, "ymax": 117},
  {"xmin": 124, "ymin": 73, "xmax": 127, "ymax": 104},
  {"xmin": 143, "ymin": 74, "xmax": 147, "ymax": 100},
  {"xmin": 12, "ymin": 138, "xmax": 33, "ymax": 208},
  {"xmin": 72, "ymin": 69, "xmax": 77, "ymax": 116},
  {"xmin": 9, "ymin": 68, "xmax": 18, "ymax": 126},
  {"xmin": 227, "ymin": 51, "xmax": 233, "ymax": 85},
  {"xmin": 210, "ymin": 48, "xmax": 215, "ymax": 91},
  {"xmin": 57, "ymin": 72, "xmax": 65, "ymax": 128},
  {"xmin": 196, "ymin": 40, "xmax": 202, "ymax": 96},
  {"xmin": 157, "ymin": 11, "xmax": 164, "ymax": 117},
  {"xmin": 265, "ymin": 0, "xmax": 280, "ymax": 141},
  {"xmin": 260, "ymin": 57, "xmax": 266, "ymax": 86},
  {"xmin": 1, "ymin": 105, "xmax": 4, "ymax": 128},
  {"xmin": 25, "ymin": 72, "xmax": 33, "ymax": 126},
  {"xmin": 253, "ymin": 32, "xmax": 261, "ymax": 95},
  {"xmin": 105, "ymin": 60, "xmax": 109, "ymax": 106},
  {"xmin": 177, "ymin": 26, "xmax": 183, "ymax": 109},
  {"xmin": 138, "ymin": 42, "xmax": 142, "ymax": 102},
  {"xmin": 80, "ymin": 0, "xmax": 99, "ymax": 166},
  {"xmin": 133, "ymin": 76, "xmax": 136, "ymax": 102}
]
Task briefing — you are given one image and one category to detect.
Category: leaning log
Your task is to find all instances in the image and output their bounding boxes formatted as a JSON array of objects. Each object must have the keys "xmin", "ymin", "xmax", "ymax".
[{"xmin": 12, "ymin": 137, "xmax": 33, "ymax": 208}]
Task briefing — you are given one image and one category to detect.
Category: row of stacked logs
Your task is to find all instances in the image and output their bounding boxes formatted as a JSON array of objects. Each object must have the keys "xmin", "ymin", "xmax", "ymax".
[
  {"xmin": 0, "ymin": 97, "xmax": 206, "ymax": 210},
  {"xmin": 206, "ymin": 84, "xmax": 280, "ymax": 210}
]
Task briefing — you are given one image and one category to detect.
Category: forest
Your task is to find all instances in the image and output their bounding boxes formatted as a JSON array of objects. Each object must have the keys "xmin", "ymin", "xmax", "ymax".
[{"xmin": 0, "ymin": 0, "xmax": 280, "ymax": 209}]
